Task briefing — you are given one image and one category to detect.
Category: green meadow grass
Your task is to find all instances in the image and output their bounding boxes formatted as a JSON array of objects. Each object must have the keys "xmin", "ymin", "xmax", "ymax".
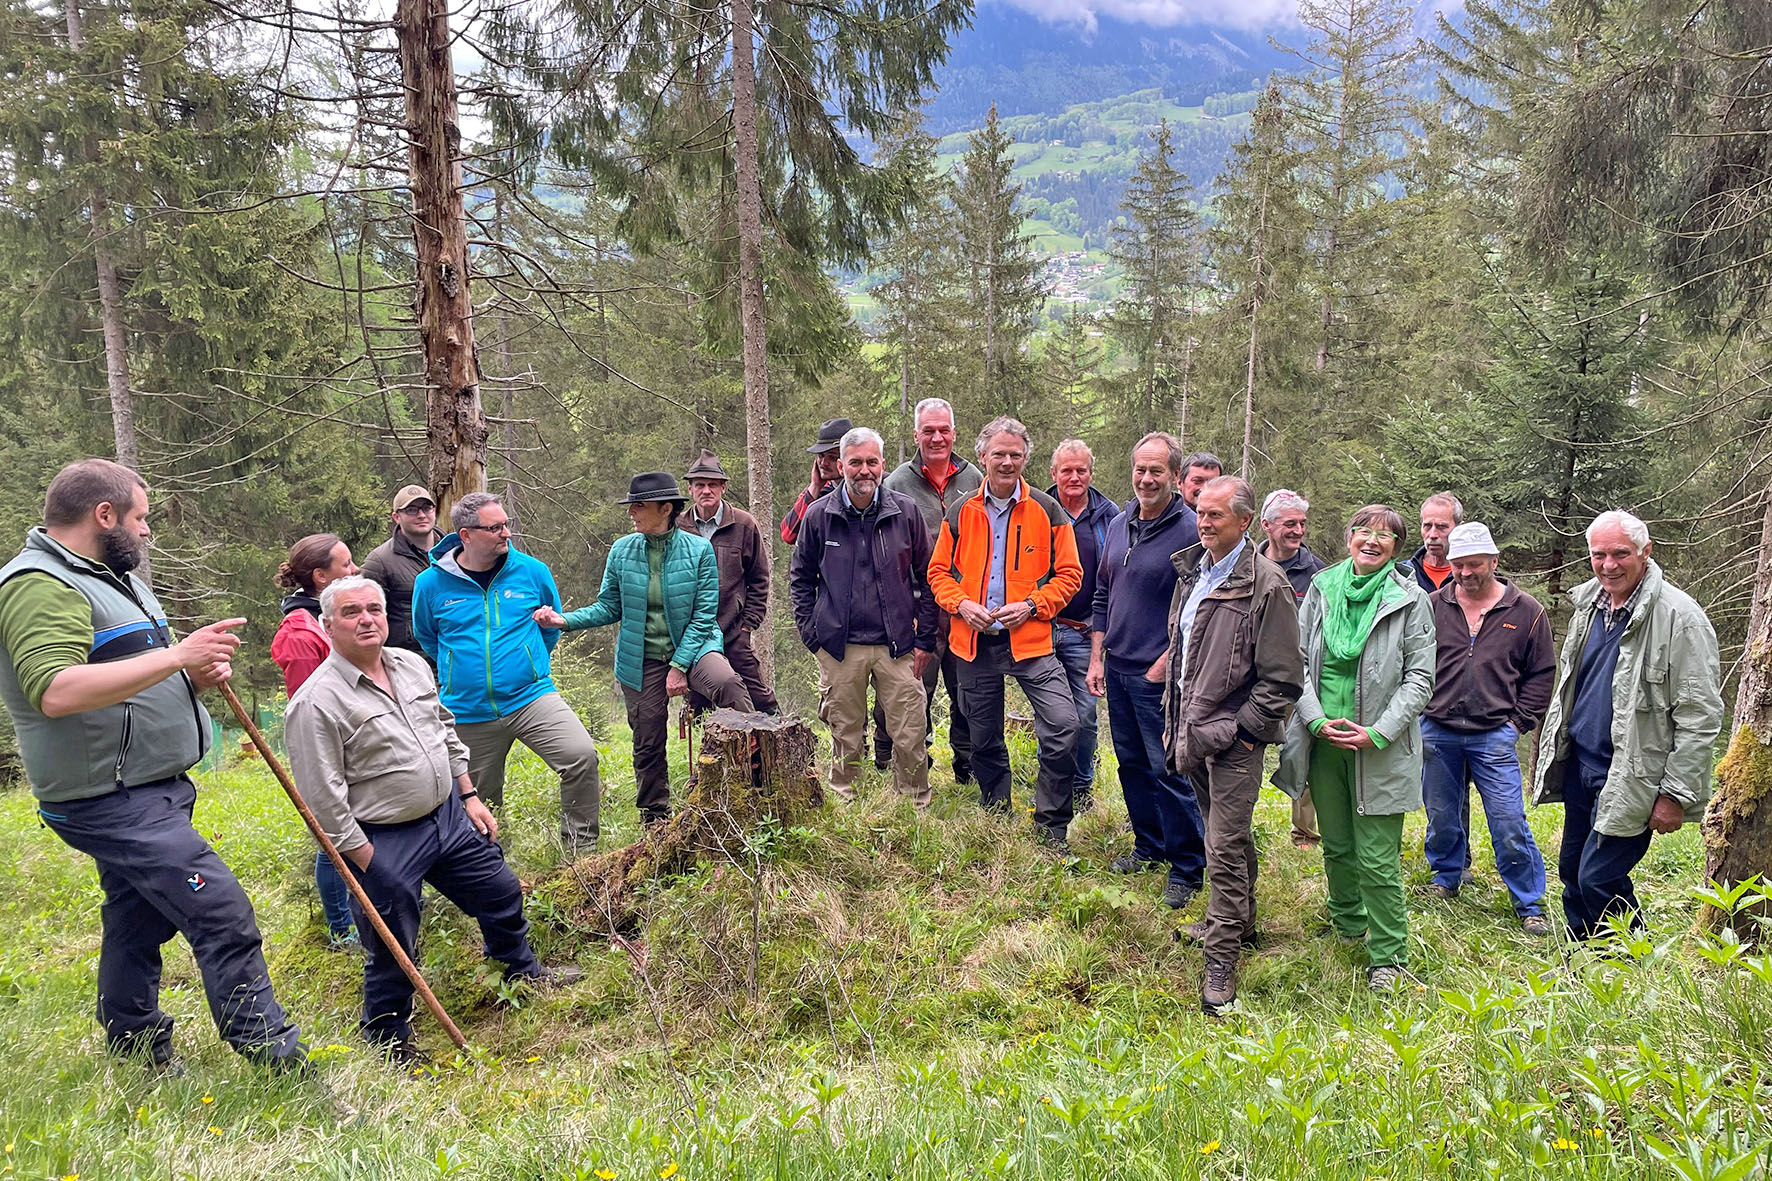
[{"xmin": 0, "ymin": 696, "xmax": 1766, "ymax": 1180}]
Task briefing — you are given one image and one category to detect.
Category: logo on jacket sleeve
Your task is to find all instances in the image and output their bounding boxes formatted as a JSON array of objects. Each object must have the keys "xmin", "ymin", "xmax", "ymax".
[{"xmin": 187, "ymin": 872, "xmax": 207, "ymax": 892}]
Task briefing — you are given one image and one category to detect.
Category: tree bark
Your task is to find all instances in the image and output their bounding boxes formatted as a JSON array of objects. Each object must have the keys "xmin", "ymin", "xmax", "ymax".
[
  {"xmin": 397, "ymin": 0, "xmax": 485, "ymax": 519},
  {"xmin": 1702, "ymin": 489, "xmax": 1772, "ymax": 935},
  {"xmin": 730, "ymin": 0, "xmax": 774, "ymax": 682},
  {"xmin": 63, "ymin": 1, "xmax": 139, "ymax": 477}
]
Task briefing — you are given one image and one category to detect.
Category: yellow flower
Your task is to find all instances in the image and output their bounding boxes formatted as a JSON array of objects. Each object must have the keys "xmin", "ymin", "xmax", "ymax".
[
  {"xmin": 595, "ymin": 1170, "xmax": 617, "ymax": 1181},
  {"xmin": 1588, "ymin": 1129, "xmax": 1606, "ymax": 1139},
  {"xmin": 2, "ymin": 1144, "xmax": 10, "ymax": 1154},
  {"xmin": 1553, "ymin": 1137, "xmax": 1578, "ymax": 1151},
  {"xmin": 200, "ymin": 1095, "xmax": 214, "ymax": 1104},
  {"xmin": 208, "ymin": 1127, "xmax": 223, "ymax": 1136},
  {"xmin": 61, "ymin": 1175, "xmax": 77, "ymax": 1180},
  {"xmin": 659, "ymin": 1165, "xmax": 679, "ymax": 1180},
  {"xmin": 526, "ymin": 1056, "xmax": 541, "ymax": 1064},
  {"xmin": 1199, "ymin": 1140, "xmax": 1221, "ymax": 1155}
]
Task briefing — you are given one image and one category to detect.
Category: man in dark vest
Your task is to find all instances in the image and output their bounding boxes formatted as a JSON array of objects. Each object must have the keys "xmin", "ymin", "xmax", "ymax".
[
  {"xmin": 0, "ymin": 459, "xmax": 306, "ymax": 1073},
  {"xmin": 360, "ymin": 483, "xmax": 442, "ymax": 657}
]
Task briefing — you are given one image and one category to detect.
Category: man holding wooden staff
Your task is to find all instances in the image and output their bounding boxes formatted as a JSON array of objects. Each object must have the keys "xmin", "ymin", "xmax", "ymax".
[
  {"xmin": 286, "ymin": 576, "xmax": 580, "ymax": 1069},
  {"xmin": 0, "ymin": 459, "xmax": 306, "ymax": 1074}
]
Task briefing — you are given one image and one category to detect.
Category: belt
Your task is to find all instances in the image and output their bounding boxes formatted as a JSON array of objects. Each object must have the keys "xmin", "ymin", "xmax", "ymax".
[
  {"xmin": 1055, "ymin": 617, "xmax": 1091, "ymax": 633},
  {"xmin": 977, "ymin": 629, "xmax": 1012, "ymax": 645}
]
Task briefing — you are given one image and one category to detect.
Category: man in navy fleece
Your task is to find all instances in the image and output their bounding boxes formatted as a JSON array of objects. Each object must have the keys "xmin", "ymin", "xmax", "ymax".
[{"xmin": 1087, "ymin": 432, "xmax": 1206, "ymax": 909}]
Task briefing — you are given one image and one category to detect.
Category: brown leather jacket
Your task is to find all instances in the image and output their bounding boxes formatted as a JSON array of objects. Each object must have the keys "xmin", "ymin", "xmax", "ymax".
[{"xmin": 1162, "ymin": 541, "xmax": 1305, "ymax": 776}]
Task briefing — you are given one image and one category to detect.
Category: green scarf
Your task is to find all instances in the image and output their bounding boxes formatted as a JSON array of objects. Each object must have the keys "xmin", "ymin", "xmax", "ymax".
[{"xmin": 1317, "ymin": 558, "xmax": 1400, "ymax": 662}]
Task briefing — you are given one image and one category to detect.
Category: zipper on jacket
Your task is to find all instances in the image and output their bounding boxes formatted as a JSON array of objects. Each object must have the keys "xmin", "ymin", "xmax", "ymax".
[
  {"xmin": 111, "ymin": 571, "xmax": 206, "ymax": 743},
  {"xmin": 482, "ymin": 585, "xmax": 498, "ymax": 713},
  {"xmin": 1013, "ymin": 523, "xmax": 1023, "ymax": 573},
  {"xmin": 114, "ymin": 702, "xmax": 134, "ymax": 790}
]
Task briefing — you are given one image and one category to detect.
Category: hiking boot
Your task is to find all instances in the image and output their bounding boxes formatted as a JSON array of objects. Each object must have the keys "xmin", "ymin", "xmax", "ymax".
[
  {"xmin": 641, "ymin": 811, "xmax": 671, "ymax": 832},
  {"xmin": 954, "ymin": 760, "xmax": 972, "ymax": 787},
  {"xmin": 1162, "ymin": 878, "xmax": 1199, "ymax": 910},
  {"xmin": 1201, "ymin": 958, "xmax": 1238, "ymax": 1016},
  {"xmin": 516, "ymin": 964, "xmax": 586, "ymax": 992},
  {"xmin": 1110, "ymin": 854, "xmax": 1163, "ymax": 875},
  {"xmin": 148, "ymin": 1055, "xmax": 188, "ymax": 1080},
  {"xmin": 1174, "ymin": 921, "xmax": 1259, "ymax": 950},
  {"xmin": 1034, "ymin": 826, "xmax": 1070, "ymax": 855},
  {"xmin": 1367, "ymin": 964, "xmax": 1404, "ymax": 992},
  {"xmin": 1073, "ymin": 790, "xmax": 1096, "ymax": 815},
  {"xmin": 1520, "ymin": 913, "xmax": 1552, "ymax": 937},
  {"xmin": 1425, "ymin": 883, "xmax": 1459, "ymax": 901},
  {"xmin": 381, "ymin": 1039, "xmax": 430, "ymax": 1073},
  {"xmin": 326, "ymin": 929, "xmax": 362, "ymax": 953}
]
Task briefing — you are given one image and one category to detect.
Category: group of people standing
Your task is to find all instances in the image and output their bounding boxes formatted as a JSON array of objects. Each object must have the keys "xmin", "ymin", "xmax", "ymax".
[{"xmin": 0, "ymin": 416, "xmax": 1726, "ymax": 1073}]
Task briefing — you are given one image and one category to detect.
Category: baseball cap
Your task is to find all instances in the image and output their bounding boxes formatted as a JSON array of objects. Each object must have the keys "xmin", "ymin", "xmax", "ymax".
[
  {"xmin": 392, "ymin": 484, "xmax": 434, "ymax": 512},
  {"xmin": 1446, "ymin": 522, "xmax": 1500, "ymax": 560}
]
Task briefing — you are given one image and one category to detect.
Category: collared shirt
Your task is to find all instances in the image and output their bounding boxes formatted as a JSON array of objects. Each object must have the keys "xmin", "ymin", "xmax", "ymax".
[
  {"xmin": 983, "ymin": 483, "xmax": 1022, "ymax": 630},
  {"xmin": 921, "ymin": 456, "xmax": 959, "ymax": 495},
  {"xmin": 1595, "ymin": 571, "xmax": 1649, "ymax": 632},
  {"xmin": 1179, "ymin": 537, "xmax": 1247, "ymax": 680},
  {"xmin": 692, "ymin": 502, "xmax": 725, "ymax": 539},
  {"xmin": 284, "ymin": 647, "xmax": 471, "ymax": 853}
]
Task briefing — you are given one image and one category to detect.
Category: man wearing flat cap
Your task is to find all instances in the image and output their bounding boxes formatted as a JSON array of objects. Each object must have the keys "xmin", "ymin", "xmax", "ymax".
[
  {"xmin": 679, "ymin": 449, "xmax": 776, "ymax": 713},
  {"xmin": 779, "ymin": 418, "xmax": 850, "ymax": 544},
  {"xmin": 1421, "ymin": 521, "xmax": 1556, "ymax": 935},
  {"xmin": 535, "ymin": 473, "xmax": 753, "ymax": 826},
  {"xmin": 361, "ymin": 484, "xmax": 442, "ymax": 657}
]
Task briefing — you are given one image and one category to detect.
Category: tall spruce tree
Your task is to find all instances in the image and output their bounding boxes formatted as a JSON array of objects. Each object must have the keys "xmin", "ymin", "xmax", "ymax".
[
  {"xmin": 953, "ymin": 104, "xmax": 1048, "ymax": 418},
  {"xmin": 1109, "ymin": 120, "xmax": 1198, "ymax": 438}
]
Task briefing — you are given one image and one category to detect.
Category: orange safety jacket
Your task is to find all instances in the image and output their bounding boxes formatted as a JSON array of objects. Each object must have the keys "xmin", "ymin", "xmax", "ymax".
[{"xmin": 928, "ymin": 479, "xmax": 1083, "ymax": 662}]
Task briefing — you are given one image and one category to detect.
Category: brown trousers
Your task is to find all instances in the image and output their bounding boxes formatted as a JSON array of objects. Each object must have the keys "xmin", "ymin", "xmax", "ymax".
[
  {"xmin": 1195, "ymin": 738, "xmax": 1264, "ymax": 963},
  {"xmin": 622, "ymin": 654, "xmax": 752, "ymax": 820}
]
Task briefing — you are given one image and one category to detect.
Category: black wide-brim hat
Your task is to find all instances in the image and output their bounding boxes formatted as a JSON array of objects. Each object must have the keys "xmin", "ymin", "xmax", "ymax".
[
  {"xmin": 807, "ymin": 417, "xmax": 854, "ymax": 454},
  {"xmin": 617, "ymin": 471, "xmax": 688, "ymax": 504}
]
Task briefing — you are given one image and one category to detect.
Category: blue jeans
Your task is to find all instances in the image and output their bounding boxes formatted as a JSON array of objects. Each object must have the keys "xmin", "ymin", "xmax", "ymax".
[
  {"xmin": 315, "ymin": 851, "xmax": 354, "ymax": 938},
  {"xmin": 1104, "ymin": 664, "xmax": 1205, "ymax": 887},
  {"xmin": 1052, "ymin": 626, "xmax": 1099, "ymax": 797},
  {"xmin": 1421, "ymin": 719, "xmax": 1546, "ymax": 915}
]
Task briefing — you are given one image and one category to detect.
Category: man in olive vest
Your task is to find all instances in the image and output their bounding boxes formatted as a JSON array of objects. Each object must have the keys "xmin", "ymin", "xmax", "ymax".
[{"xmin": 0, "ymin": 459, "xmax": 306, "ymax": 1073}]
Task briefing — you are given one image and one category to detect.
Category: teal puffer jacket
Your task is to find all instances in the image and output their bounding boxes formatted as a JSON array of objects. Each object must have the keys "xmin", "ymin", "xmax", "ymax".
[{"xmin": 563, "ymin": 529, "xmax": 723, "ymax": 692}]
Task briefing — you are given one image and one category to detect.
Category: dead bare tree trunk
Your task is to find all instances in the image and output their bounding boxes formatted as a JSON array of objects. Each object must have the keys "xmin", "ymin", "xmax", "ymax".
[
  {"xmin": 63, "ymin": 1, "xmax": 139, "ymax": 478},
  {"xmin": 397, "ymin": 0, "xmax": 485, "ymax": 519},
  {"xmin": 1703, "ymin": 489, "xmax": 1772, "ymax": 934},
  {"xmin": 730, "ymin": 0, "xmax": 774, "ymax": 682},
  {"xmin": 1241, "ymin": 179, "xmax": 1268, "ymax": 480}
]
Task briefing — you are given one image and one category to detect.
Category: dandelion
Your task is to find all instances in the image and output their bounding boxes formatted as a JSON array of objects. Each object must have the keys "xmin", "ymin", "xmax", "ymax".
[
  {"xmin": 659, "ymin": 1164, "xmax": 679, "ymax": 1179},
  {"xmin": 1199, "ymin": 1140, "xmax": 1221, "ymax": 1155},
  {"xmin": 3, "ymin": 1144, "xmax": 10, "ymax": 1154},
  {"xmin": 1588, "ymin": 1129, "xmax": 1606, "ymax": 1139},
  {"xmin": 1553, "ymin": 1137, "xmax": 1578, "ymax": 1150},
  {"xmin": 200, "ymin": 1096, "xmax": 215, "ymax": 1104},
  {"xmin": 208, "ymin": 1127, "xmax": 223, "ymax": 1137},
  {"xmin": 595, "ymin": 1170, "xmax": 617, "ymax": 1181}
]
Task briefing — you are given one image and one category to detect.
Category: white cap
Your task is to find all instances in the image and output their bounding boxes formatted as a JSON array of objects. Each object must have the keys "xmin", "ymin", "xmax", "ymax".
[{"xmin": 1447, "ymin": 522, "xmax": 1499, "ymax": 560}]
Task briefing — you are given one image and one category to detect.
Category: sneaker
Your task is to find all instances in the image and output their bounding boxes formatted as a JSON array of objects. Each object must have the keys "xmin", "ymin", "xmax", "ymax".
[
  {"xmin": 326, "ymin": 929, "xmax": 361, "ymax": 953},
  {"xmin": 1520, "ymin": 913, "xmax": 1552, "ymax": 937},
  {"xmin": 1034, "ymin": 827, "xmax": 1070, "ymax": 855},
  {"xmin": 1162, "ymin": 879, "xmax": 1199, "ymax": 910},
  {"xmin": 1425, "ymin": 883, "xmax": 1459, "ymax": 901},
  {"xmin": 1174, "ymin": 921, "xmax": 1260, "ymax": 950},
  {"xmin": 1110, "ymin": 854, "xmax": 1163, "ymax": 875},
  {"xmin": 641, "ymin": 811, "xmax": 670, "ymax": 832},
  {"xmin": 1201, "ymin": 958, "xmax": 1238, "ymax": 1015},
  {"xmin": 149, "ymin": 1055, "xmax": 188, "ymax": 1080},
  {"xmin": 517, "ymin": 964, "xmax": 586, "ymax": 992},
  {"xmin": 1290, "ymin": 835, "xmax": 1320, "ymax": 849},
  {"xmin": 1367, "ymin": 964, "xmax": 1404, "ymax": 992}
]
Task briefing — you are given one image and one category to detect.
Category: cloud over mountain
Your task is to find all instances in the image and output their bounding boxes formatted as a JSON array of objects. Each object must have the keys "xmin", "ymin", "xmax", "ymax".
[{"xmin": 989, "ymin": 0, "xmax": 1302, "ymax": 34}]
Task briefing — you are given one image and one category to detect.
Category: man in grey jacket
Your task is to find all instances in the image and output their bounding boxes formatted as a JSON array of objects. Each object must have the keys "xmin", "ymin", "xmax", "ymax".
[{"xmin": 1534, "ymin": 510, "xmax": 1723, "ymax": 941}]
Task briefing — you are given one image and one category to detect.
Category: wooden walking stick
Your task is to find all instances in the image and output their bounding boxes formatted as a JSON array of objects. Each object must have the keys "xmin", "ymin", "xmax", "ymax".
[{"xmin": 218, "ymin": 682, "xmax": 468, "ymax": 1049}]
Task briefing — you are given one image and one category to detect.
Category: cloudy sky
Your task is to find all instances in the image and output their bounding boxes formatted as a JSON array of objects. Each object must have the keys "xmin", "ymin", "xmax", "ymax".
[{"xmin": 990, "ymin": 0, "xmax": 1304, "ymax": 33}]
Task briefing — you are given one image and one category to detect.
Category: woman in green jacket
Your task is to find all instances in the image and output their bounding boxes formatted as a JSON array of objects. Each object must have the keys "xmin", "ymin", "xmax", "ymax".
[{"xmin": 1274, "ymin": 505, "xmax": 1436, "ymax": 990}]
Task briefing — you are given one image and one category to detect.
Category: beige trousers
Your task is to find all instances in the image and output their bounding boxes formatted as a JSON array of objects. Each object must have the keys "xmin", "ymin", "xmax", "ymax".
[{"xmin": 815, "ymin": 645, "xmax": 929, "ymax": 808}]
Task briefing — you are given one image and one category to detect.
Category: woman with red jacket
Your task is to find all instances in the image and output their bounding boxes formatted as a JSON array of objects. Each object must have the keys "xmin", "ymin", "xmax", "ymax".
[{"xmin": 271, "ymin": 533, "xmax": 359, "ymax": 946}]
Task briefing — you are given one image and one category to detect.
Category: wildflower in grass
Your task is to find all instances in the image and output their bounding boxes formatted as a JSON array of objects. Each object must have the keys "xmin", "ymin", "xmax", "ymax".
[
  {"xmin": 1554, "ymin": 1137, "xmax": 1578, "ymax": 1150},
  {"xmin": 1588, "ymin": 1129, "xmax": 1605, "ymax": 1139},
  {"xmin": 1199, "ymin": 1140, "xmax": 1221, "ymax": 1154},
  {"xmin": 659, "ymin": 1164, "xmax": 678, "ymax": 1179},
  {"xmin": 595, "ymin": 1170, "xmax": 616, "ymax": 1180},
  {"xmin": 526, "ymin": 1056, "xmax": 541, "ymax": 1063},
  {"xmin": 208, "ymin": 1127, "xmax": 222, "ymax": 1136},
  {"xmin": 200, "ymin": 1096, "xmax": 214, "ymax": 1104},
  {"xmin": 3, "ymin": 1143, "xmax": 10, "ymax": 1154}
]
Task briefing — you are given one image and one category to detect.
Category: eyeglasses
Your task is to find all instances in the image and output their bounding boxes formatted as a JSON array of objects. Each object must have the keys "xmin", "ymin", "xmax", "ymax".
[
  {"xmin": 396, "ymin": 502, "xmax": 435, "ymax": 515},
  {"xmin": 463, "ymin": 521, "xmax": 512, "ymax": 535},
  {"xmin": 1351, "ymin": 527, "xmax": 1397, "ymax": 543}
]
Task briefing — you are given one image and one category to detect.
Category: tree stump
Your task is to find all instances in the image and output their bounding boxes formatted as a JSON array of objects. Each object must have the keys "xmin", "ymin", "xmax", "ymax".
[{"xmin": 538, "ymin": 710, "xmax": 823, "ymax": 935}]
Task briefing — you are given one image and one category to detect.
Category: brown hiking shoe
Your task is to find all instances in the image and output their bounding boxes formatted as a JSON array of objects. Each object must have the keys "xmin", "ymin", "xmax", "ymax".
[
  {"xmin": 1201, "ymin": 958, "xmax": 1237, "ymax": 1015},
  {"xmin": 1173, "ymin": 920, "xmax": 1261, "ymax": 950}
]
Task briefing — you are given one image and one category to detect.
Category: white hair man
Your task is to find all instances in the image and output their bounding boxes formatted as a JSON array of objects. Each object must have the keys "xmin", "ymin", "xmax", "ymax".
[
  {"xmin": 1256, "ymin": 488, "xmax": 1328, "ymax": 848},
  {"xmin": 1046, "ymin": 438, "xmax": 1117, "ymax": 813},
  {"xmin": 881, "ymin": 397, "xmax": 984, "ymax": 782},
  {"xmin": 789, "ymin": 427, "xmax": 940, "ymax": 806},
  {"xmin": 286, "ymin": 576, "xmax": 581, "ymax": 1070},
  {"xmin": 1534, "ymin": 510, "xmax": 1723, "ymax": 941}
]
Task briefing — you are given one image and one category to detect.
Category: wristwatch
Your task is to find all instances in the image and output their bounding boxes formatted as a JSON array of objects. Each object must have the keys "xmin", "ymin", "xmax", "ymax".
[{"xmin": 1024, "ymin": 595, "xmax": 1038, "ymax": 618}]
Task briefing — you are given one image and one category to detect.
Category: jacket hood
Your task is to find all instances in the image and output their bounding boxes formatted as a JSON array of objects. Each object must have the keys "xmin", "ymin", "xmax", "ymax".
[
  {"xmin": 281, "ymin": 592, "xmax": 321, "ymax": 617},
  {"xmin": 429, "ymin": 532, "xmax": 465, "ymax": 563}
]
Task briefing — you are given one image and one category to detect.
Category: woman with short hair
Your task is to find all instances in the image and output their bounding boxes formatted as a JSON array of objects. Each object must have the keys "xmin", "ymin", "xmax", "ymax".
[
  {"xmin": 1275, "ymin": 505, "xmax": 1435, "ymax": 990},
  {"xmin": 272, "ymin": 532, "xmax": 359, "ymax": 947}
]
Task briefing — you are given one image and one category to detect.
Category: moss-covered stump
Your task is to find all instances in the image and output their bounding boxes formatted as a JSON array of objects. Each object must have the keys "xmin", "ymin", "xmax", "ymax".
[
  {"xmin": 540, "ymin": 710, "xmax": 824, "ymax": 935},
  {"xmin": 1700, "ymin": 724, "xmax": 1772, "ymax": 935}
]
